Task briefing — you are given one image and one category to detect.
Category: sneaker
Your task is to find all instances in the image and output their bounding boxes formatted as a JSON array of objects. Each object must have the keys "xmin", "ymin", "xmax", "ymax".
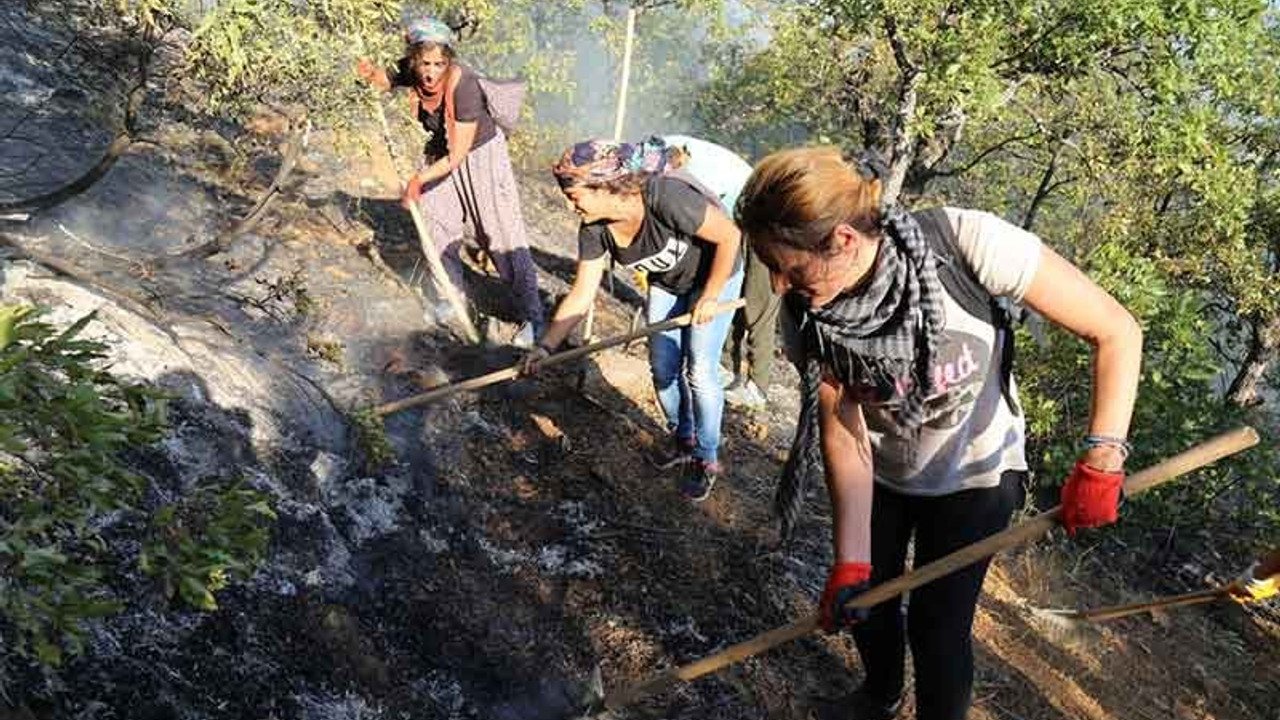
[
  {"xmin": 719, "ymin": 364, "xmax": 737, "ymax": 389},
  {"xmin": 678, "ymin": 459, "xmax": 720, "ymax": 502},
  {"xmin": 724, "ymin": 378, "xmax": 767, "ymax": 411},
  {"xmin": 649, "ymin": 435, "xmax": 695, "ymax": 470},
  {"xmin": 510, "ymin": 320, "xmax": 543, "ymax": 349}
]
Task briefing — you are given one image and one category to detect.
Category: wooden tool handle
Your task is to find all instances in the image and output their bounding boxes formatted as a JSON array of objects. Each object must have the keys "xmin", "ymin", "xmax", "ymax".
[
  {"xmin": 1078, "ymin": 587, "xmax": 1226, "ymax": 622},
  {"xmin": 367, "ymin": 91, "xmax": 480, "ymax": 346},
  {"xmin": 601, "ymin": 426, "xmax": 1259, "ymax": 711},
  {"xmin": 603, "ymin": 615, "xmax": 819, "ymax": 709},
  {"xmin": 847, "ymin": 426, "xmax": 1259, "ymax": 611},
  {"xmin": 373, "ymin": 298, "xmax": 746, "ymax": 416},
  {"xmin": 406, "ymin": 201, "xmax": 481, "ymax": 345}
]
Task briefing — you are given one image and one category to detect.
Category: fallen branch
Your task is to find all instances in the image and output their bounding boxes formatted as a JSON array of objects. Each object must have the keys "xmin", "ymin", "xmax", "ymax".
[
  {"xmin": 0, "ymin": 135, "xmax": 133, "ymax": 214},
  {"xmin": 0, "ymin": 233, "xmax": 159, "ymax": 321},
  {"xmin": 176, "ymin": 119, "xmax": 312, "ymax": 260}
]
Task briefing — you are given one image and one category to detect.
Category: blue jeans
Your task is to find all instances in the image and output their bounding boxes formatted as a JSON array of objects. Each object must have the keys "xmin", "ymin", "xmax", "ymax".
[{"xmin": 646, "ymin": 268, "xmax": 744, "ymax": 464}]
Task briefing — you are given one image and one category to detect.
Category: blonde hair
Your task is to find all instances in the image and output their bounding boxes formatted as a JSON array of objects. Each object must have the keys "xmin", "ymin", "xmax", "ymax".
[{"xmin": 735, "ymin": 146, "xmax": 882, "ymax": 255}]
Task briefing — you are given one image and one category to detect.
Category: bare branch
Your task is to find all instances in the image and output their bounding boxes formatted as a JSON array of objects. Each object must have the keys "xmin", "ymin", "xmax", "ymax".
[
  {"xmin": 1022, "ymin": 141, "xmax": 1065, "ymax": 231},
  {"xmin": 930, "ymin": 132, "xmax": 1038, "ymax": 179},
  {"xmin": 175, "ymin": 120, "xmax": 312, "ymax": 260}
]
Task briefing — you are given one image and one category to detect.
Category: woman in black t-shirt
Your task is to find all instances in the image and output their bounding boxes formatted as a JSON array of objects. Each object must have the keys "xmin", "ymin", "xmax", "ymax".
[
  {"xmin": 523, "ymin": 138, "xmax": 744, "ymax": 502},
  {"xmin": 356, "ymin": 18, "xmax": 544, "ymax": 345}
]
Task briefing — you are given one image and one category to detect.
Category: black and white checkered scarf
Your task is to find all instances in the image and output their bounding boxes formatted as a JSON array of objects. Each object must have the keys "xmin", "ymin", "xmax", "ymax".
[{"xmin": 776, "ymin": 204, "xmax": 946, "ymax": 540}]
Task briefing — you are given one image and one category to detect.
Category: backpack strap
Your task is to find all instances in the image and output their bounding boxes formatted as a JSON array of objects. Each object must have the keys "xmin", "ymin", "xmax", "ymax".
[
  {"xmin": 664, "ymin": 168, "xmax": 727, "ymax": 211},
  {"xmin": 443, "ymin": 64, "xmax": 463, "ymax": 150},
  {"xmin": 913, "ymin": 208, "xmax": 1021, "ymax": 415}
]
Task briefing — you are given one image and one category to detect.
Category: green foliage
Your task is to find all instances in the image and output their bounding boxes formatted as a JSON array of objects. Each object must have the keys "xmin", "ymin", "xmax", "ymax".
[
  {"xmin": 1014, "ymin": 241, "xmax": 1279, "ymax": 548},
  {"xmin": 112, "ymin": 0, "xmax": 182, "ymax": 30},
  {"xmin": 140, "ymin": 482, "xmax": 276, "ymax": 612},
  {"xmin": 693, "ymin": 0, "xmax": 1280, "ymax": 541},
  {"xmin": 0, "ymin": 307, "xmax": 164, "ymax": 665},
  {"xmin": 306, "ymin": 335, "xmax": 345, "ymax": 367},
  {"xmin": 186, "ymin": 0, "xmax": 400, "ymax": 131},
  {"xmin": 181, "ymin": 0, "xmax": 730, "ymax": 161},
  {"xmin": 0, "ymin": 307, "xmax": 274, "ymax": 667},
  {"xmin": 351, "ymin": 407, "xmax": 395, "ymax": 474},
  {"xmin": 1019, "ymin": 242, "xmax": 1221, "ymax": 479}
]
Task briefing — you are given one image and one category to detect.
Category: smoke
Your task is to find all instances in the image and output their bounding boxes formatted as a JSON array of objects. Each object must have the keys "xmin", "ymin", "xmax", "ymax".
[{"xmin": 440, "ymin": 2, "xmax": 730, "ymax": 157}]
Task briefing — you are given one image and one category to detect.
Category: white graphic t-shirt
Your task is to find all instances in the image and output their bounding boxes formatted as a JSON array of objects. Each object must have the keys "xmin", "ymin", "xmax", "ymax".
[{"xmin": 785, "ymin": 207, "xmax": 1043, "ymax": 495}]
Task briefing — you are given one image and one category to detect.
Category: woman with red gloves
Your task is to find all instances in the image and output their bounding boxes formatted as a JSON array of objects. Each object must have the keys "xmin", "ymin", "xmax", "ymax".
[
  {"xmin": 357, "ymin": 17, "xmax": 545, "ymax": 346},
  {"xmin": 734, "ymin": 146, "xmax": 1142, "ymax": 720}
]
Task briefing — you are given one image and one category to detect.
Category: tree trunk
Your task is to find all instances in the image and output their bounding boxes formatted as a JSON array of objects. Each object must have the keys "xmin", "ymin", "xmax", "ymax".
[
  {"xmin": 1226, "ymin": 313, "xmax": 1280, "ymax": 407},
  {"xmin": 881, "ymin": 16, "xmax": 922, "ymax": 206}
]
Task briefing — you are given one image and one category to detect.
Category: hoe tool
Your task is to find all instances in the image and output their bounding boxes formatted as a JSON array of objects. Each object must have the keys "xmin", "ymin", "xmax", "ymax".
[{"xmin": 373, "ymin": 298, "xmax": 745, "ymax": 416}]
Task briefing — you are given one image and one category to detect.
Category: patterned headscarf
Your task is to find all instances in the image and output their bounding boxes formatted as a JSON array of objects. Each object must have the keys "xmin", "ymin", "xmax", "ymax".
[
  {"xmin": 552, "ymin": 136, "xmax": 675, "ymax": 188},
  {"xmin": 403, "ymin": 15, "xmax": 455, "ymax": 47}
]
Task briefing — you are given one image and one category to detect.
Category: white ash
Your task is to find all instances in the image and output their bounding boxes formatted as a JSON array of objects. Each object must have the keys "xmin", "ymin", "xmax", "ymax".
[
  {"xmin": 476, "ymin": 536, "xmax": 529, "ymax": 572},
  {"xmin": 665, "ymin": 616, "xmax": 709, "ymax": 643},
  {"xmin": 536, "ymin": 545, "xmax": 604, "ymax": 580},
  {"xmin": 555, "ymin": 501, "xmax": 603, "ymax": 536},
  {"xmin": 418, "ymin": 528, "xmax": 451, "ymax": 554},
  {"xmin": 413, "ymin": 672, "xmax": 470, "ymax": 720},
  {"xmin": 294, "ymin": 689, "xmax": 385, "ymax": 720},
  {"xmin": 324, "ymin": 476, "xmax": 410, "ymax": 546}
]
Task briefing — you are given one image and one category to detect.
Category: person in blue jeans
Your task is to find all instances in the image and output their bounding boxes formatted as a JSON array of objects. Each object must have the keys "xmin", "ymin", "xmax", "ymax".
[
  {"xmin": 665, "ymin": 136, "xmax": 778, "ymax": 411},
  {"xmin": 522, "ymin": 137, "xmax": 743, "ymax": 501}
]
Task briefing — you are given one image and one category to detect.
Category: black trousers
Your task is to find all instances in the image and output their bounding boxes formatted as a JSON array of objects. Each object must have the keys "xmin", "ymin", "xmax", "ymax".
[{"xmin": 852, "ymin": 471, "xmax": 1026, "ymax": 720}]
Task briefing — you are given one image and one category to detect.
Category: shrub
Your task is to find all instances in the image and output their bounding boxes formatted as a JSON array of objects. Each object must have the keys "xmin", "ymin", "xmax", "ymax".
[{"xmin": 0, "ymin": 306, "xmax": 274, "ymax": 667}]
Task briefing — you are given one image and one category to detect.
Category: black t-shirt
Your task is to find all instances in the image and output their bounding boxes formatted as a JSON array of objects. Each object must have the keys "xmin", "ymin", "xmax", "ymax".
[
  {"xmin": 578, "ymin": 174, "xmax": 738, "ymax": 295},
  {"xmin": 389, "ymin": 60, "xmax": 497, "ymax": 159}
]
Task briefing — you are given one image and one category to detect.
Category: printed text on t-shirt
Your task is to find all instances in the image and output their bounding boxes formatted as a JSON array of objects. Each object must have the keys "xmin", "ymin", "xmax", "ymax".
[{"xmin": 623, "ymin": 236, "xmax": 690, "ymax": 274}]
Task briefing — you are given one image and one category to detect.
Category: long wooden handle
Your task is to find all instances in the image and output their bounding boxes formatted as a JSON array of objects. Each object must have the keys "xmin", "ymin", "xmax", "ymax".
[
  {"xmin": 366, "ymin": 88, "xmax": 479, "ymax": 345},
  {"xmin": 406, "ymin": 201, "xmax": 481, "ymax": 344},
  {"xmin": 1075, "ymin": 587, "xmax": 1227, "ymax": 622},
  {"xmin": 601, "ymin": 426, "xmax": 1259, "ymax": 711},
  {"xmin": 373, "ymin": 298, "xmax": 746, "ymax": 416}
]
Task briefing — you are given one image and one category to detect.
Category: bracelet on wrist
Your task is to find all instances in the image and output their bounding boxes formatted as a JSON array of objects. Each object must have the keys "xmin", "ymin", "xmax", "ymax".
[{"xmin": 1083, "ymin": 434, "xmax": 1131, "ymax": 458}]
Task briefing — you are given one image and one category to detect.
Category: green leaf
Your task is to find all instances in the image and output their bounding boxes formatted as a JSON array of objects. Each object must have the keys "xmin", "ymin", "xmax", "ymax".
[
  {"xmin": 0, "ymin": 305, "xmax": 36, "ymax": 352},
  {"xmin": 33, "ymin": 637, "xmax": 63, "ymax": 667}
]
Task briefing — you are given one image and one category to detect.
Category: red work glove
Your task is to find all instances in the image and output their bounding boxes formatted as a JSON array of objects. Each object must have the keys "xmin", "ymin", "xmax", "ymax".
[
  {"xmin": 401, "ymin": 176, "xmax": 425, "ymax": 209},
  {"xmin": 819, "ymin": 561, "xmax": 873, "ymax": 632},
  {"xmin": 1059, "ymin": 460, "xmax": 1124, "ymax": 537}
]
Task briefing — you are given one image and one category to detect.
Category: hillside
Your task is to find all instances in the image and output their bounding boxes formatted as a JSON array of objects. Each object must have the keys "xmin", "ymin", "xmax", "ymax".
[{"xmin": 1, "ymin": 4, "xmax": 1278, "ymax": 720}]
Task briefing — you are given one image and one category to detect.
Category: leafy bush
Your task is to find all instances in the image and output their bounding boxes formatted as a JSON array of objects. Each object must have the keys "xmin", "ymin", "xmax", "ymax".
[
  {"xmin": 140, "ymin": 481, "xmax": 276, "ymax": 612},
  {"xmin": 0, "ymin": 306, "xmax": 275, "ymax": 667},
  {"xmin": 1015, "ymin": 244, "xmax": 1279, "ymax": 552}
]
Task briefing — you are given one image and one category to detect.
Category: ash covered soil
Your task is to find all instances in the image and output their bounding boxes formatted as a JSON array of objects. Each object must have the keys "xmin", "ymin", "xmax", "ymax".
[{"xmin": 2, "ymin": 6, "xmax": 1279, "ymax": 720}]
